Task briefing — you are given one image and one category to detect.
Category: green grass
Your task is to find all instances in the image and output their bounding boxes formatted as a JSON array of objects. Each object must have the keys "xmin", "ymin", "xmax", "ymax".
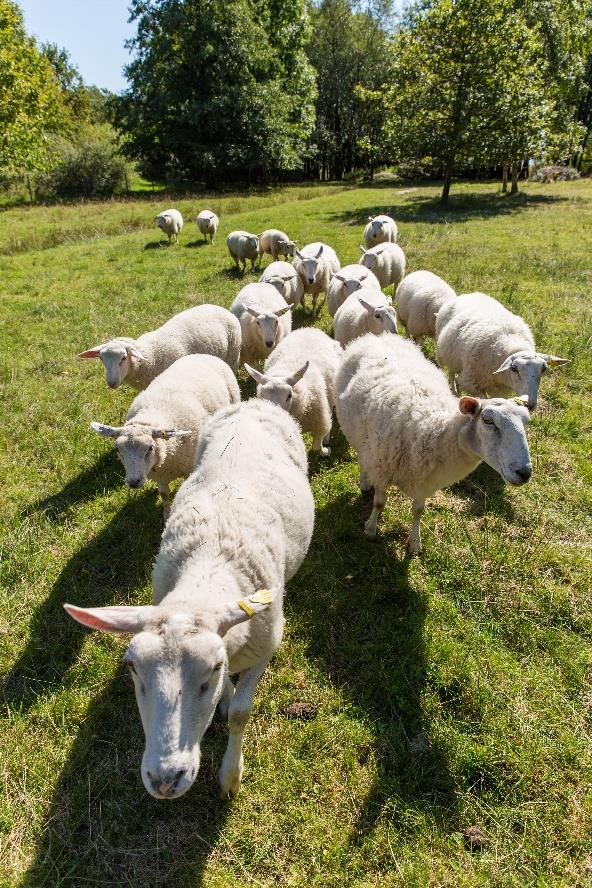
[{"xmin": 1, "ymin": 179, "xmax": 591, "ymax": 887}]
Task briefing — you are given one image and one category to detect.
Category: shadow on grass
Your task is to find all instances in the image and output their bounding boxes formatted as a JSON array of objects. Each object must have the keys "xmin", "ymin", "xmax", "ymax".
[
  {"xmin": 144, "ymin": 240, "xmax": 171, "ymax": 250},
  {"xmin": 22, "ymin": 450, "xmax": 123, "ymax": 519},
  {"xmin": 185, "ymin": 239, "xmax": 211, "ymax": 249},
  {"xmin": 451, "ymin": 462, "xmax": 515, "ymax": 521}
]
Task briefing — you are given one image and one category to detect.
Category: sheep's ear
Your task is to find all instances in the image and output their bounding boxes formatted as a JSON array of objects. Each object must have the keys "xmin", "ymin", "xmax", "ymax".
[
  {"xmin": 359, "ymin": 245, "xmax": 366, "ymax": 253},
  {"xmin": 64, "ymin": 603, "xmax": 157, "ymax": 634},
  {"xmin": 315, "ymin": 245, "xmax": 323, "ymax": 258},
  {"xmin": 368, "ymin": 216, "xmax": 374, "ymax": 222},
  {"xmin": 127, "ymin": 345, "xmax": 146, "ymax": 361},
  {"xmin": 275, "ymin": 305, "xmax": 291, "ymax": 317},
  {"xmin": 459, "ymin": 396, "xmax": 481, "ymax": 416},
  {"xmin": 295, "ymin": 249, "xmax": 304, "ymax": 260},
  {"xmin": 287, "ymin": 361, "xmax": 309, "ymax": 387},
  {"xmin": 247, "ymin": 306, "xmax": 261, "ymax": 318},
  {"xmin": 78, "ymin": 346, "xmax": 104, "ymax": 358},
  {"xmin": 151, "ymin": 428, "xmax": 193, "ymax": 440},
  {"xmin": 91, "ymin": 421, "xmax": 123, "ymax": 437},
  {"xmin": 512, "ymin": 395, "xmax": 530, "ymax": 407},
  {"xmin": 493, "ymin": 356, "xmax": 513, "ymax": 375},
  {"xmin": 215, "ymin": 587, "xmax": 281, "ymax": 637},
  {"xmin": 359, "ymin": 272, "xmax": 368, "ymax": 281},
  {"xmin": 358, "ymin": 295, "xmax": 376, "ymax": 313},
  {"xmin": 282, "ymin": 274, "xmax": 294, "ymax": 282},
  {"xmin": 386, "ymin": 296, "xmax": 393, "ymax": 305},
  {"xmin": 539, "ymin": 353, "xmax": 569, "ymax": 368},
  {"xmin": 334, "ymin": 273, "xmax": 345, "ymax": 282},
  {"xmin": 244, "ymin": 363, "xmax": 267, "ymax": 385}
]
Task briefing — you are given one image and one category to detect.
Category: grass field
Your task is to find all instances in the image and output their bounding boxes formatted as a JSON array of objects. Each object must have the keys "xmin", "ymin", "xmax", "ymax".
[{"xmin": 1, "ymin": 179, "xmax": 591, "ymax": 887}]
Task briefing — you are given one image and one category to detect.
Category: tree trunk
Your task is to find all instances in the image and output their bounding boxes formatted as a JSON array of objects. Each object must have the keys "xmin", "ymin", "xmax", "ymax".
[
  {"xmin": 502, "ymin": 165, "xmax": 508, "ymax": 193},
  {"xmin": 441, "ymin": 157, "xmax": 454, "ymax": 204},
  {"xmin": 26, "ymin": 174, "xmax": 33, "ymax": 202},
  {"xmin": 510, "ymin": 161, "xmax": 519, "ymax": 194}
]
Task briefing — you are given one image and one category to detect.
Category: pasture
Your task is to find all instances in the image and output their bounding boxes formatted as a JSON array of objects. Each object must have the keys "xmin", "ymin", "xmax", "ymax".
[{"xmin": 1, "ymin": 179, "xmax": 591, "ymax": 887}]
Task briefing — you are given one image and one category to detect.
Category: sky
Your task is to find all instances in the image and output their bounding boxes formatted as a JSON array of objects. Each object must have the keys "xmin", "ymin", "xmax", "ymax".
[{"xmin": 20, "ymin": 0, "xmax": 135, "ymax": 93}]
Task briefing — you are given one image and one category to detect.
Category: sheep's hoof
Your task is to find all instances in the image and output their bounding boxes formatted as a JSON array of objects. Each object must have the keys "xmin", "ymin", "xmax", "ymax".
[
  {"xmin": 405, "ymin": 537, "xmax": 422, "ymax": 556},
  {"xmin": 318, "ymin": 445, "xmax": 331, "ymax": 456},
  {"xmin": 364, "ymin": 524, "xmax": 377, "ymax": 541},
  {"xmin": 218, "ymin": 763, "xmax": 243, "ymax": 800}
]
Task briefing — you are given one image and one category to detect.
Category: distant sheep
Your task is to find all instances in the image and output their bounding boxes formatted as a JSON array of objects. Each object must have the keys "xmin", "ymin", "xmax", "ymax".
[
  {"xmin": 360, "ymin": 242, "xmax": 406, "ymax": 295},
  {"xmin": 333, "ymin": 288, "xmax": 398, "ymax": 347},
  {"xmin": 396, "ymin": 270, "xmax": 456, "ymax": 340},
  {"xmin": 435, "ymin": 292, "xmax": 568, "ymax": 410},
  {"xmin": 258, "ymin": 229, "xmax": 298, "ymax": 263},
  {"xmin": 260, "ymin": 261, "xmax": 305, "ymax": 308},
  {"xmin": 90, "ymin": 354, "xmax": 240, "ymax": 517},
  {"xmin": 293, "ymin": 242, "xmax": 340, "ymax": 316},
  {"xmin": 227, "ymin": 230, "xmax": 260, "ymax": 271},
  {"xmin": 78, "ymin": 304, "xmax": 242, "ymax": 390},
  {"xmin": 327, "ymin": 263, "xmax": 381, "ymax": 318},
  {"xmin": 196, "ymin": 210, "xmax": 219, "ymax": 244},
  {"xmin": 156, "ymin": 209, "xmax": 183, "ymax": 243},
  {"xmin": 363, "ymin": 214, "xmax": 398, "ymax": 248},
  {"xmin": 336, "ymin": 334, "xmax": 533, "ymax": 554},
  {"xmin": 230, "ymin": 282, "xmax": 292, "ymax": 365}
]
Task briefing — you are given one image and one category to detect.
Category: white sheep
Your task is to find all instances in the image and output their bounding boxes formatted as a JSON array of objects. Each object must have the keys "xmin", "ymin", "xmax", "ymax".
[
  {"xmin": 65, "ymin": 398, "xmax": 314, "ymax": 802},
  {"xmin": 246, "ymin": 328, "xmax": 342, "ymax": 455},
  {"xmin": 90, "ymin": 354, "xmax": 240, "ymax": 518},
  {"xmin": 293, "ymin": 242, "xmax": 340, "ymax": 316},
  {"xmin": 230, "ymin": 282, "xmax": 292, "ymax": 365},
  {"xmin": 360, "ymin": 242, "xmax": 406, "ymax": 295},
  {"xmin": 196, "ymin": 210, "xmax": 219, "ymax": 244},
  {"xmin": 435, "ymin": 292, "xmax": 568, "ymax": 410},
  {"xmin": 260, "ymin": 261, "xmax": 305, "ymax": 308},
  {"xmin": 227, "ymin": 230, "xmax": 260, "ymax": 271},
  {"xmin": 258, "ymin": 229, "xmax": 298, "ymax": 263},
  {"xmin": 363, "ymin": 214, "xmax": 398, "ymax": 248},
  {"xmin": 78, "ymin": 304, "xmax": 242, "ymax": 390},
  {"xmin": 156, "ymin": 208, "xmax": 183, "ymax": 244},
  {"xmin": 327, "ymin": 263, "xmax": 381, "ymax": 318},
  {"xmin": 395, "ymin": 270, "xmax": 456, "ymax": 340},
  {"xmin": 336, "ymin": 334, "xmax": 533, "ymax": 554},
  {"xmin": 333, "ymin": 288, "xmax": 398, "ymax": 347}
]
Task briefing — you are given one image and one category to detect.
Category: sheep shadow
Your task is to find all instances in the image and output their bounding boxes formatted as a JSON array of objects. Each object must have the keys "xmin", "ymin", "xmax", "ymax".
[
  {"xmin": 185, "ymin": 239, "xmax": 211, "ymax": 249},
  {"xmin": 144, "ymin": 240, "xmax": 171, "ymax": 250},
  {"xmin": 220, "ymin": 266, "xmax": 259, "ymax": 281},
  {"xmin": 21, "ymin": 450, "xmax": 123, "ymax": 520},
  {"xmin": 288, "ymin": 489, "xmax": 459, "ymax": 846},
  {"xmin": 451, "ymin": 462, "xmax": 516, "ymax": 521},
  {"xmin": 1, "ymin": 493, "xmax": 162, "ymax": 714}
]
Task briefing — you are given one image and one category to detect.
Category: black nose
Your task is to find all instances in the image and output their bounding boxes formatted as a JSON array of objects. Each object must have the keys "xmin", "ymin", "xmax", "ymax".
[
  {"xmin": 307, "ymin": 278, "xmax": 314, "ymax": 284},
  {"xmin": 265, "ymin": 340, "xmax": 273, "ymax": 347},
  {"xmin": 514, "ymin": 464, "xmax": 532, "ymax": 483},
  {"xmin": 128, "ymin": 479, "xmax": 142, "ymax": 489}
]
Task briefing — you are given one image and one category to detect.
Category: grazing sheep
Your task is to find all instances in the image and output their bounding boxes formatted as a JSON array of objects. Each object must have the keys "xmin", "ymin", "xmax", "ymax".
[
  {"xmin": 90, "ymin": 354, "xmax": 240, "ymax": 518},
  {"xmin": 363, "ymin": 214, "xmax": 398, "ymax": 248},
  {"xmin": 396, "ymin": 270, "xmax": 456, "ymax": 341},
  {"xmin": 227, "ymin": 230, "xmax": 260, "ymax": 271},
  {"xmin": 78, "ymin": 304, "xmax": 242, "ymax": 390},
  {"xmin": 230, "ymin": 282, "xmax": 292, "ymax": 365},
  {"xmin": 260, "ymin": 261, "xmax": 305, "ymax": 308},
  {"xmin": 258, "ymin": 229, "xmax": 298, "ymax": 263},
  {"xmin": 333, "ymin": 288, "xmax": 398, "ymax": 348},
  {"xmin": 196, "ymin": 210, "xmax": 219, "ymax": 244},
  {"xmin": 246, "ymin": 328, "xmax": 342, "ymax": 455},
  {"xmin": 293, "ymin": 242, "xmax": 340, "ymax": 316},
  {"xmin": 65, "ymin": 398, "xmax": 314, "ymax": 801},
  {"xmin": 156, "ymin": 209, "xmax": 183, "ymax": 244},
  {"xmin": 336, "ymin": 334, "xmax": 533, "ymax": 554},
  {"xmin": 435, "ymin": 292, "xmax": 568, "ymax": 410},
  {"xmin": 327, "ymin": 263, "xmax": 381, "ymax": 318},
  {"xmin": 360, "ymin": 242, "xmax": 406, "ymax": 295}
]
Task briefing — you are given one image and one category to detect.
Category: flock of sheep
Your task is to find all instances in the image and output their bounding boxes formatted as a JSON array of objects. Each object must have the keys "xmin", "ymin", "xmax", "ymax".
[{"xmin": 64, "ymin": 205, "xmax": 568, "ymax": 803}]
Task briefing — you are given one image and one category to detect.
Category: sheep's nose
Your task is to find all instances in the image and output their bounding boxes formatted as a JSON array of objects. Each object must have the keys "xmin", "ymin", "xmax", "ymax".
[
  {"xmin": 148, "ymin": 769, "xmax": 187, "ymax": 798},
  {"xmin": 307, "ymin": 277, "xmax": 314, "ymax": 284},
  {"xmin": 514, "ymin": 464, "xmax": 533, "ymax": 484},
  {"xmin": 127, "ymin": 478, "xmax": 143, "ymax": 489},
  {"xmin": 107, "ymin": 379, "xmax": 119, "ymax": 389},
  {"xmin": 265, "ymin": 340, "xmax": 274, "ymax": 348}
]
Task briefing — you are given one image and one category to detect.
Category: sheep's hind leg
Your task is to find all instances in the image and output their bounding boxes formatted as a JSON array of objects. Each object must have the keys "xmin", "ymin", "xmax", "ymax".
[
  {"xmin": 359, "ymin": 461, "xmax": 372, "ymax": 494},
  {"xmin": 217, "ymin": 674, "xmax": 235, "ymax": 719},
  {"xmin": 218, "ymin": 659, "xmax": 269, "ymax": 799},
  {"xmin": 364, "ymin": 485, "xmax": 387, "ymax": 539},
  {"xmin": 406, "ymin": 499, "xmax": 425, "ymax": 555},
  {"xmin": 158, "ymin": 483, "xmax": 171, "ymax": 522}
]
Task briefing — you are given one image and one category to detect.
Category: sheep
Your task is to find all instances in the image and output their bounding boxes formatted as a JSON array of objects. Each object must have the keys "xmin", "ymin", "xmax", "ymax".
[
  {"xmin": 196, "ymin": 210, "xmax": 219, "ymax": 244},
  {"xmin": 359, "ymin": 242, "xmax": 406, "ymax": 295},
  {"xmin": 293, "ymin": 242, "xmax": 340, "ymax": 316},
  {"xmin": 260, "ymin": 261, "xmax": 305, "ymax": 308},
  {"xmin": 333, "ymin": 288, "xmax": 398, "ymax": 348},
  {"xmin": 246, "ymin": 328, "xmax": 342, "ymax": 455},
  {"xmin": 230, "ymin": 282, "xmax": 292, "ymax": 365},
  {"xmin": 327, "ymin": 263, "xmax": 381, "ymax": 318},
  {"xmin": 90, "ymin": 354, "xmax": 240, "ymax": 518},
  {"xmin": 78, "ymin": 304, "xmax": 242, "ymax": 390},
  {"xmin": 227, "ymin": 230, "xmax": 260, "ymax": 272},
  {"xmin": 335, "ymin": 334, "xmax": 533, "ymax": 555},
  {"xmin": 435, "ymin": 292, "xmax": 568, "ymax": 410},
  {"xmin": 156, "ymin": 208, "xmax": 183, "ymax": 244},
  {"xmin": 64, "ymin": 398, "xmax": 314, "ymax": 801},
  {"xmin": 258, "ymin": 229, "xmax": 298, "ymax": 263},
  {"xmin": 363, "ymin": 214, "xmax": 398, "ymax": 248},
  {"xmin": 395, "ymin": 270, "xmax": 456, "ymax": 341}
]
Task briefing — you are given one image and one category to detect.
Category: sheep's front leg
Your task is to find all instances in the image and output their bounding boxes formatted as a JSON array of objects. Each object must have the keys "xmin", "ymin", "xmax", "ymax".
[
  {"xmin": 364, "ymin": 485, "xmax": 387, "ymax": 539},
  {"xmin": 217, "ymin": 674, "xmax": 235, "ymax": 719},
  {"xmin": 448, "ymin": 369, "xmax": 458, "ymax": 395},
  {"xmin": 157, "ymin": 482, "xmax": 171, "ymax": 521},
  {"xmin": 312, "ymin": 406, "xmax": 333, "ymax": 456},
  {"xmin": 359, "ymin": 460, "xmax": 372, "ymax": 494},
  {"xmin": 219, "ymin": 659, "xmax": 269, "ymax": 799},
  {"xmin": 406, "ymin": 499, "xmax": 425, "ymax": 555}
]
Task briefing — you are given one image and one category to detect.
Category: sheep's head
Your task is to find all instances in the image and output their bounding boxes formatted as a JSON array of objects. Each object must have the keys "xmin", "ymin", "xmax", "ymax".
[
  {"xmin": 343, "ymin": 272, "xmax": 372, "ymax": 296},
  {"xmin": 492, "ymin": 350, "xmax": 568, "ymax": 411},
  {"xmin": 246, "ymin": 234, "xmax": 259, "ymax": 256},
  {"xmin": 63, "ymin": 589, "xmax": 279, "ymax": 799},
  {"xmin": 295, "ymin": 245, "xmax": 323, "ymax": 285},
  {"xmin": 368, "ymin": 216, "xmax": 385, "ymax": 240},
  {"xmin": 246, "ymin": 304, "xmax": 291, "ymax": 349},
  {"xmin": 358, "ymin": 294, "xmax": 398, "ymax": 335},
  {"xmin": 91, "ymin": 422, "xmax": 193, "ymax": 487},
  {"xmin": 245, "ymin": 362, "xmax": 309, "ymax": 411},
  {"xmin": 78, "ymin": 338, "xmax": 145, "ymax": 388},
  {"xmin": 278, "ymin": 239, "xmax": 297, "ymax": 257},
  {"xmin": 458, "ymin": 396, "xmax": 532, "ymax": 486},
  {"xmin": 359, "ymin": 247, "xmax": 378, "ymax": 270}
]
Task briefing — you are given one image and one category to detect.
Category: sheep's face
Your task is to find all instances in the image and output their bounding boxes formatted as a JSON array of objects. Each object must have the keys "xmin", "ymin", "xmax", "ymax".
[
  {"xmin": 492, "ymin": 350, "xmax": 568, "ymax": 411},
  {"xmin": 299, "ymin": 257, "xmax": 320, "ymax": 286},
  {"xmin": 361, "ymin": 298, "xmax": 398, "ymax": 336},
  {"xmin": 246, "ymin": 362, "xmax": 309, "ymax": 411},
  {"xmin": 266, "ymin": 276, "xmax": 288, "ymax": 298},
  {"xmin": 246, "ymin": 235, "xmax": 259, "ymax": 258},
  {"xmin": 116, "ymin": 430, "xmax": 159, "ymax": 488},
  {"xmin": 343, "ymin": 273, "xmax": 370, "ymax": 296},
  {"xmin": 247, "ymin": 306, "xmax": 291, "ymax": 349},
  {"xmin": 369, "ymin": 218, "xmax": 385, "ymax": 240},
  {"xmin": 100, "ymin": 345, "xmax": 131, "ymax": 388},
  {"xmin": 278, "ymin": 239, "xmax": 296, "ymax": 258},
  {"xmin": 360, "ymin": 251, "xmax": 378, "ymax": 271},
  {"xmin": 459, "ymin": 397, "xmax": 532, "ymax": 486}
]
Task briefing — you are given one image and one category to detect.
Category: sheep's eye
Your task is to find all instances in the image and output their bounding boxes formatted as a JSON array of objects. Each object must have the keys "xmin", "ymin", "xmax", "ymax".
[
  {"xmin": 124, "ymin": 659, "xmax": 136, "ymax": 674},
  {"xmin": 199, "ymin": 681, "xmax": 209, "ymax": 695},
  {"xmin": 375, "ymin": 313, "xmax": 381, "ymax": 319},
  {"xmin": 287, "ymin": 393, "xmax": 292, "ymax": 401},
  {"xmin": 213, "ymin": 662, "xmax": 223, "ymax": 672},
  {"xmin": 146, "ymin": 444, "xmax": 154, "ymax": 455},
  {"xmin": 510, "ymin": 365, "xmax": 518, "ymax": 373},
  {"xmin": 482, "ymin": 416, "xmax": 495, "ymax": 425},
  {"xmin": 119, "ymin": 356, "xmax": 127, "ymax": 365}
]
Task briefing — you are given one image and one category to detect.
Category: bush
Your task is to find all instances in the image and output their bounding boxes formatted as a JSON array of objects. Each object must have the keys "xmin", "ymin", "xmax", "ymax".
[
  {"xmin": 39, "ymin": 137, "xmax": 127, "ymax": 198},
  {"xmin": 529, "ymin": 164, "xmax": 580, "ymax": 183}
]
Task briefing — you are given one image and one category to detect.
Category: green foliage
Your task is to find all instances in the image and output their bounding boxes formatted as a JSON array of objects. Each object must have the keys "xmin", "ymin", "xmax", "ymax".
[{"xmin": 37, "ymin": 126, "xmax": 128, "ymax": 199}]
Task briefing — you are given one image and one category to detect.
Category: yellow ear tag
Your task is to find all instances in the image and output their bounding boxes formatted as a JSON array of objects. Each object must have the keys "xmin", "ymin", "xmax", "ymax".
[
  {"xmin": 161, "ymin": 429, "xmax": 170, "ymax": 440},
  {"xmin": 237, "ymin": 600, "xmax": 256, "ymax": 617},
  {"xmin": 249, "ymin": 588, "xmax": 273, "ymax": 605}
]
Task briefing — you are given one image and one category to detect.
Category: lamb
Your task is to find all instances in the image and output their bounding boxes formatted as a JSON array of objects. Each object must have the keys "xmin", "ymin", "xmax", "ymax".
[
  {"xmin": 90, "ymin": 354, "xmax": 240, "ymax": 518},
  {"xmin": 333, "ymin": 288, "xmax": 398, "ymax": 347},
  {"xmin": 227, "ymin": 230, "xmax": 260, "ymax": 271},
  {"xmin": 327, "ymin": 263, "xmax": 381, "ymax": 318},
  {"xmin": 435, "ymin": 292, "xmax": 568, "ymax": 410},
  {"xmin": 156, "ymin": 208, "xmax": 183, "ymax": 244},
  {"xmin": 64, "ymin": 398, "xmax": 314, "ymax": 801},
  {"xmin": 293, "ymin": 242, "xmax": 340, "ymax": 316},
  {"xmin": 230, "ymin": 282, "xmax": 292, "ymax": 365},
  {"xmin": 359, "ymin": 242, "xmax": 406, "ymax": 295},
  {"xmin": 260, "ymin": 261, "xmax": 305, "ymax": 308},
  {"xmin": 395, "ymin": 270, "xmax": 456, "ymax": 341},
  {"xmin": 78, "ymin": 304, "xmax": 242, "ymax": 390},
  {"xmin": 363, "ymin": 214, "xmax": 398, "ymax": 248},
  {"xmin": 196, "ymin": 210, "xmax": 219, "ymax": 244},
  {"xmin": 258, "ymin": 229, "xmax": 298, "ymax": 263},
  {"xmin": 335, "ymin": 334, "xmax": 533, "ymax": 555},
  {"xmin": 246, "ymin": 328, "xmax": 342, "ymax": 455}
]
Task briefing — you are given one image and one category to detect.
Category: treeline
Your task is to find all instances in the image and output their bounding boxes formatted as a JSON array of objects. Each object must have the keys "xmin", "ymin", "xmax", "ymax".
[{"xmin": 1, "ymin": 0, "xmax": 592, "ymax": 202}]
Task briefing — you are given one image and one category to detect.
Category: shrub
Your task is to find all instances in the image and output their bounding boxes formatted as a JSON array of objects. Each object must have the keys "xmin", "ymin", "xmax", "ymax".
[
  {"xmin": 39, "ymin": 137, "xmax": 127, "ymax": 198},
  {"xmin": 529, "ymin": 164, "xmax": 580, "ymax": 183}
]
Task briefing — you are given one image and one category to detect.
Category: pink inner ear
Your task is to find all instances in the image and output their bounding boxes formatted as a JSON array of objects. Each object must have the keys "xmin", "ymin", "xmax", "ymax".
[
  {"xmin": 78, "ymin": 349, "xmax": 101, "ymax": 359},
  {"xmin": 63, "ymin": 603, "xmax": 152, "ymax": 633}
]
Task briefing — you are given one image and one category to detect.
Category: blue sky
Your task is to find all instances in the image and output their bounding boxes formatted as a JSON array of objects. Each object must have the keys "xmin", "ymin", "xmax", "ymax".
[{"xmin": 20, "ymin": 0, "xmax": 135, "ymax": 93}]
